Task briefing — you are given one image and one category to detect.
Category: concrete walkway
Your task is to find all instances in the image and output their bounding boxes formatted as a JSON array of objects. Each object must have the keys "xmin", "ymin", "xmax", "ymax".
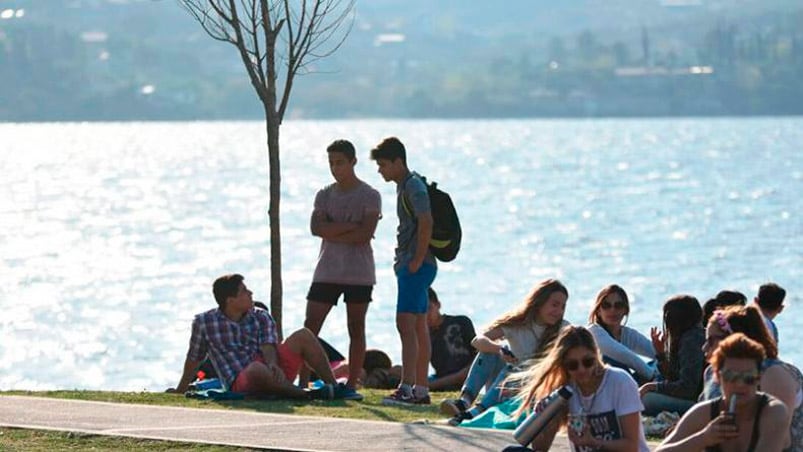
[{"xmin": 0, "ymin": 395, "xmax": 578, "ymax": 451}]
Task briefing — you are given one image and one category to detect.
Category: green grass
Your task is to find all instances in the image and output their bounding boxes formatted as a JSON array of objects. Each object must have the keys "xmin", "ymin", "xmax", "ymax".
[
  {"xmin": 2, "ymin": 388, "xmax": 460, "ymax": 424},
  {"xmin": 0, "ymin": 428, "xmax": 256, "ymax": 451}
]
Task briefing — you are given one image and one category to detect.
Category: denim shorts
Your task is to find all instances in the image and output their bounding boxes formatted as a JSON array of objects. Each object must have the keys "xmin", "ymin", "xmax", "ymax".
[{"xmin": 395, "ymin": 262, "xmax": 437, "ymax": 314}]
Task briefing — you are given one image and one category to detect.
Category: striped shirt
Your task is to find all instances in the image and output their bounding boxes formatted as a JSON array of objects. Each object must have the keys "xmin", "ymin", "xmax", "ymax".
[{"xmin": 187, "ymin": 307, "xmax": 278, "ymax": 387}]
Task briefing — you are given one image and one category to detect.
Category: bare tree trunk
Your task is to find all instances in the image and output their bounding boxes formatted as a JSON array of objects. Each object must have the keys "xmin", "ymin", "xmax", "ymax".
[{"xmin": 266, "ymin": 109, "xmax": 283, "ymax": 337}]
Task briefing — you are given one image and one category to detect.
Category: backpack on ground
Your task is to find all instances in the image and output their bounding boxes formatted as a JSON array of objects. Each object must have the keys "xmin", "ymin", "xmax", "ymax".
[{"xmin": 402, "ymin": 176, "xmax": 462, "ymax": 262}]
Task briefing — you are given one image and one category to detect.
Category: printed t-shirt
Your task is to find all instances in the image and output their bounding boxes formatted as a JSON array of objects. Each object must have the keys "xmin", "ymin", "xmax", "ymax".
[{"xmin": 568, "ymin": 366, "xmax": 650, "ymax": 452}]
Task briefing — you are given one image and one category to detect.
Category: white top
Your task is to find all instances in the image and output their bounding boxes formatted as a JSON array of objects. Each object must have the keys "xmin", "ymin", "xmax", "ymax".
[
  {"xmin": 568, "ymin": 366, "xmax": 651, "ymax": 452},
  {"xmin": 502, "ymin": 319, "xmax": 570, "ymax": 361},
  {"xmin": 588, "ymin": 323, "xmax": 656, "ymax": 380}
]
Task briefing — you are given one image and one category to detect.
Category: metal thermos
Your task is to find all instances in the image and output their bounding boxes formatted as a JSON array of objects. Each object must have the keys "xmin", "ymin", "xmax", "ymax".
[{"xmin": 513, "ymin": 385, "xmax": 574, "ymax": 446}]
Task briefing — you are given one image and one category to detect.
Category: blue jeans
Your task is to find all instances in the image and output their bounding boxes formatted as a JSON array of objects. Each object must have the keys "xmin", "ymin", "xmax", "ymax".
[
  {"xmin": 642, "ymin": 391, "xmax": 696, "ymax": 416},
  {"xmin": 460, "ymin": 352, "xmax": 516, "ymax": 410}
]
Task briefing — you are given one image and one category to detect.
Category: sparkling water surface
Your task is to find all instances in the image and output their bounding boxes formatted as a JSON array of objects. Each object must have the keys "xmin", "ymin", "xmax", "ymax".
[{"xmin": 1, "ymin": 118, "xmax": 801, "ymax": 390}]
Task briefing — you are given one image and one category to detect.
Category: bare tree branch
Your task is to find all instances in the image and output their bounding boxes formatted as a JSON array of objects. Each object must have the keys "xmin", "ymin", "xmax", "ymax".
[{"xmin": 177, "ymin": 0, "xmax": 353, "ymax": 333}]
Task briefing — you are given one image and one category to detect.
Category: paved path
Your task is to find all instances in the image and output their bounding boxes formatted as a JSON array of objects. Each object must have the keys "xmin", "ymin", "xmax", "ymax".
[{"xmin": 0, "ymin": 395, "xmax": 579, "ymax": 451}]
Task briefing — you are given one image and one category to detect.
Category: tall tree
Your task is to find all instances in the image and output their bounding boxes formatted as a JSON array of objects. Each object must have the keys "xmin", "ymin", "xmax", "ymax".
[{"xmin": 178, "ymin": 0, "xmax": 354, "ymax": 335}]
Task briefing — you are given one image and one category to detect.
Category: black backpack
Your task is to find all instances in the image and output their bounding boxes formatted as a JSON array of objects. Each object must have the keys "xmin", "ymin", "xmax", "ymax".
[{"xmin": 402, "ymin": 176, "xmax": 462, "ymax": 262}]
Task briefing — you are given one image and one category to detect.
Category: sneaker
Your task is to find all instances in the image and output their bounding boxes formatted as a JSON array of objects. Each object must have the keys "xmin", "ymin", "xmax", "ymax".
[
  {"xmin": 381, "ymin": 388, "xmax": 416, "ymax": 406},
  {"xmin": 334, "ymin": 383, "xmax": 364, "ymax": 401},
  {"xmin": 447, "ymin": 411, "xmax": 474, "ymax": 427},
  {"xmin": 306, "ymin": 383, "xmax": 334, "ymax": 400},
  {"xmin": 440, "ymin": 398, "xmax": 468, "ymax": 416},
  {"xmin": 413, "ymin": 393, "xmax": 431, "ymax": 405}
]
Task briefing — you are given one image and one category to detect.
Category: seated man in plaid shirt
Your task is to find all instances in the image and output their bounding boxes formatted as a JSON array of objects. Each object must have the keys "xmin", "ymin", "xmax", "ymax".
[{"xmin": 172, "ymin": 273, "xmax": 346, "ymax": 399}]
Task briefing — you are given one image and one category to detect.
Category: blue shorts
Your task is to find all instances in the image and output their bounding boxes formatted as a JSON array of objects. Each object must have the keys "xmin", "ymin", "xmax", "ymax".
[{"xmin": 395, "ymin": 262, "xmax": 437, "ymax": 314}]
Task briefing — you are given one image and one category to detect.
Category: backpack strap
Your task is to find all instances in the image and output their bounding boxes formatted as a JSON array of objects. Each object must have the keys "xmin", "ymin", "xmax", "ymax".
[{"xmin": 399, "ymin": 173, "xmax": 420, "ymax": 219}]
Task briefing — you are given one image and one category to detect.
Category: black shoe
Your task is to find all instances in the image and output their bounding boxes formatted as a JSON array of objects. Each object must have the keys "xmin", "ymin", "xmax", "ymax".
[
  {"xmin": 306, "ymin": 383, "xmax": 334, "ymax": 400},
  {"xmin": 447, "ymin": 410, "xmax": 474, "ymax": 426},
  {"xmin": 440, "ymin": 398, "xmax": 468, "ymax": 416}
]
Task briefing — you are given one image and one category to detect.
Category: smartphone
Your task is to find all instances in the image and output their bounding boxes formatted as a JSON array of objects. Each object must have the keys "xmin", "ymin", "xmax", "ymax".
[{"xmin": 723, "ymin": 395, "xmax": 738, "ymax": 426}]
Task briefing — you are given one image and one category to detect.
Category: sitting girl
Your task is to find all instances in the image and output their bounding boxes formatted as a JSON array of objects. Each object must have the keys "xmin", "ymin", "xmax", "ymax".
[
  {"xmin": 507, "ymin": 325, "xmax": 650, "ymax": 451},
  {"xmin": 700, "ymin": 305, "xmax": 803, "ymax": 451},
  {"xmin": 587, "ymin": 284, "xmax": 657, "ymax": 384},
  {"xmin": 440, "ymin": 278, "xmax": 569, "ymax": 426},
  {"xmin": 640, "ymin": 295, "xmax": 706, "ymax": 416},
  {"xmin": 656, "ymin": 333, "xmax": 788, "ymax": 452}
]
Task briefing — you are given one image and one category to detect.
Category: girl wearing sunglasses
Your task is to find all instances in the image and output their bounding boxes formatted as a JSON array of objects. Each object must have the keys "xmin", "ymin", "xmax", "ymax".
[
  {"xmin": 588, "ymin": 284, "xmax": 657, "ymax": 384},
  {"xmin": 508, "ymin": 325, "xmax": 650, "ymax": 452},
  {"xmin": 657, "ymin": 333, "xmax": 788, "ymax": 452},
  {"xmin": 699, "ymin": 305, "xmax": 803, "ymax": 451}
]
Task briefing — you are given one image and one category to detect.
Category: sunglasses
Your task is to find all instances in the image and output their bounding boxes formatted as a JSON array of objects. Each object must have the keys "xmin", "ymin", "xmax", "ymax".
[
  {"xmin": 564, "ymin": 356, "xmax": 596, "ymax": 372},
  {"xmin": 600, "ymin": 301, "xmax": 627, "ymax": 310},
  {"xmin": 720, "ymin": 369, "xmax": 760, "ymax": 385}
]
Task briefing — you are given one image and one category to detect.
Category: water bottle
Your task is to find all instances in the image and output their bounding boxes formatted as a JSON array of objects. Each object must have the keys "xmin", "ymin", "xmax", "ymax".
[
  {"xmin": 188, "ymin": 378, "xmax": 222, "ymax": 391},
  {"xmin": 513, "ymin": 385, "xmax": 574, "ymax": 446}
]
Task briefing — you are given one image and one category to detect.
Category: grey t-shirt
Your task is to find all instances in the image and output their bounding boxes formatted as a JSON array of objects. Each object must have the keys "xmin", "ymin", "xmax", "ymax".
[
  {"xmin": 394, "ymin": 172, "xmax": 436, "ymax": 272},
  {"xmin": 312, "ymin": 181, "xmax": 381, "ymax": 285}
]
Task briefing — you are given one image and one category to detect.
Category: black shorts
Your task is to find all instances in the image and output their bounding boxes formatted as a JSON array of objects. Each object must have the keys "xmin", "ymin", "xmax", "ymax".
[{"xmin": 307, "ymin": 282, "xmax": 373, "ymax": 305}]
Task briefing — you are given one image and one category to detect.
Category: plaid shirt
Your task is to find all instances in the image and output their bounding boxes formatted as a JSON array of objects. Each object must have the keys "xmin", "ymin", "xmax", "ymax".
[{"xmin": 187, "ymin": 307, "xmax": 278, "ymax": 387}]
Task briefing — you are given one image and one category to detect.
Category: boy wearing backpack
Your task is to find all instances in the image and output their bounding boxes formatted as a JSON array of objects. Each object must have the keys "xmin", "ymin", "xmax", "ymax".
[{"xmin": 371, "ymin": 136, "xmax": 437, "ymax": 405}]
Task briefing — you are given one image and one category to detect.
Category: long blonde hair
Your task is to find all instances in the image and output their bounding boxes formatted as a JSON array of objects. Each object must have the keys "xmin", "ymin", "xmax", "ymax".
[
  {"xmin": 489, "ymin": 278, "xmax": 568, "ymax": 358},
  {"xmin": 511, "ymin": 325, "xmax": 602, "ymax": 418}
]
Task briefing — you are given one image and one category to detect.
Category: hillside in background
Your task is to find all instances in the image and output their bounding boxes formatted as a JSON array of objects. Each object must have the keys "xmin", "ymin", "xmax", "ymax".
[{"xmin": 1, "ymin": 0, "xmax": 802, "ymax": 120}]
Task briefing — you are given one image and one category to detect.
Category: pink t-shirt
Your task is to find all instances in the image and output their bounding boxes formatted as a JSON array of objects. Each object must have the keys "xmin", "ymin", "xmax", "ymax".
[{"xmin": 312, "ymin": 181, "xmax": 381, "ymax": 286}]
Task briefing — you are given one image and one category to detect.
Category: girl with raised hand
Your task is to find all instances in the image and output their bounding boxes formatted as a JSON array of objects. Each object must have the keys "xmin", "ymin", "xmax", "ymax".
[
  {"xmin": 700, "ymin": 305, "xmax": 803, "ymax": 451},
  {"xmin": 656, "ymin": 333, "xmax": 788, "ymax": 452},
  {"xmin": 505, "ymin": 325, "xmax": 650, "ymax": 452},
  {"xmin": 640, "ymin": 295, "xmax": 706, "ymax": 416},
  {"xmin": 440, "ymin": 278, "xmax": 569, "ymax": 426},
  {"xmin": 587, "ymin": 284, "xmax": 657, "ymax": 384}
]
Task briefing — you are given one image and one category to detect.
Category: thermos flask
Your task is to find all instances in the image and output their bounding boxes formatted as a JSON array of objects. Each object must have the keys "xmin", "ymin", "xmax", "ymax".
[{"xmin": 513, "ymin": 385, "xmax": 574, "ymax": 446}]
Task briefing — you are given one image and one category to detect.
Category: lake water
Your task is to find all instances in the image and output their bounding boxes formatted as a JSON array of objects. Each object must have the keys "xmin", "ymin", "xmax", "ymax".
[{"xmin": 1, "ymin": 118, "xmax": 801, "ymax": 391}]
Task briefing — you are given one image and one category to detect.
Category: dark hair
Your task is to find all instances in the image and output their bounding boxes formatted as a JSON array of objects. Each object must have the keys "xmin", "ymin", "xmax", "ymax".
[
  {"xmin": 711, "ymin": 304, "xmax": 778, "ymax": 359},
  {"xmin": 711, "ymin": 333, "xmax": 765, "ymax": 373},
  {"xmin": 363, "ymin": 349, "xmax": 392, "ymax": 374},
  {"xmin": 370, "ymin": 136, "xmax": 406, "ymax": 164},
  {"xmin": 756, "ymin": 283, "xmax": 786, "ymax": 311},
  {"xmin": 702, "ymin": 290, "xmax": 745, "ymax": 331},
  {"xmin": 327, "ymin": 139, "xmax": 356, "ymax": 160},
  {"xmin": 588, "ymin": 284, "xmax": 630, "ymax": 332},
  {"xmin": 212, "ymin": 273, "xmax": 244, "ymax": 308},
  {"xmin": 662, "ymin": 295, "xmax": 702, "ymax": 361},
  {"xmin": 428, "ymin": 287, "xmax": 439, "ymax": 304}
]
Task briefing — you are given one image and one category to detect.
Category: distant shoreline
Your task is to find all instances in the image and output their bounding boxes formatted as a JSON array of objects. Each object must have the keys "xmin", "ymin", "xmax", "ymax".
[{"xmin": 4, "ymin": 112, "xmax": 803, "ymax": 124}]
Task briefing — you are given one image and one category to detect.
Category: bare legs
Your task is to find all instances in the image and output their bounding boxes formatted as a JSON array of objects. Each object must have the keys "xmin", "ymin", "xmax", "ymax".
[
  {"xmin": 345, "ymin": 302, "xmax": 369, "ymax": 389},
  {"xmin": 397, "ymin": 312, "xmax": 430, "ymax": 389},
  {"xmin": 304, "ymin": 299, "xmax": 368, "ymax": 389}
]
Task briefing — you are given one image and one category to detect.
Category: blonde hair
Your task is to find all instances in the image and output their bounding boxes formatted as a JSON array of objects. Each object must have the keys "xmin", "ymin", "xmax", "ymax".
[{"xmin": 510, "ymin": 325, "xmax": 602, "ymax": 419}]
